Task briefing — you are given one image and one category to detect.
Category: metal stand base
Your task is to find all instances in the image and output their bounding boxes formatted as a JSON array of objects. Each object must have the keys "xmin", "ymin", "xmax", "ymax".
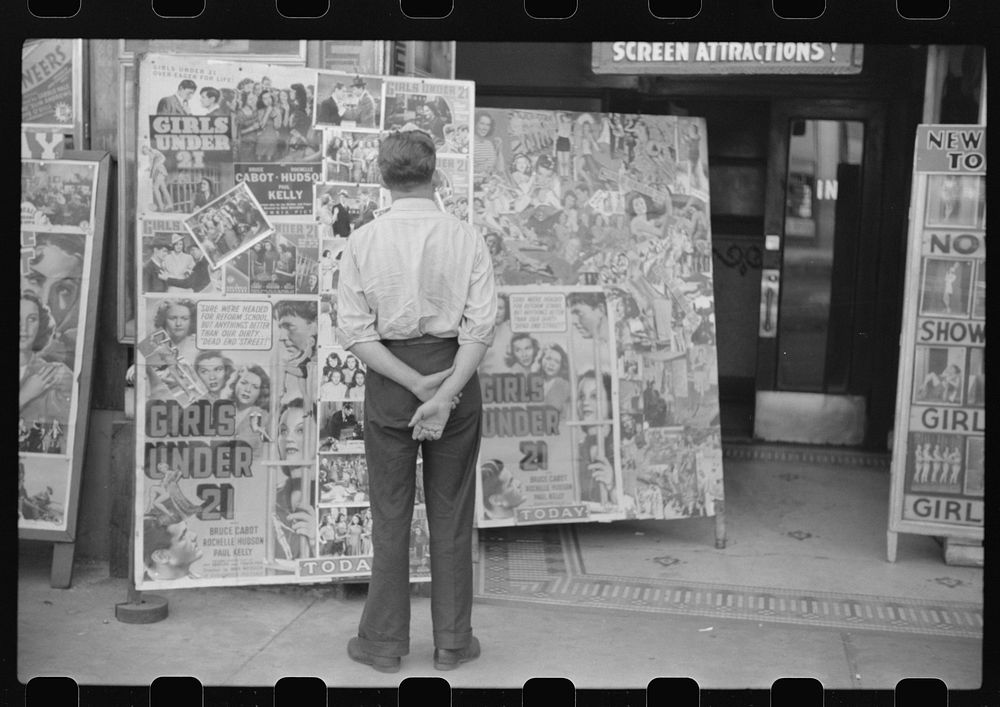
[{"xmin": 115, "ymin": 593, "xmax": 169, "ymax": 623}]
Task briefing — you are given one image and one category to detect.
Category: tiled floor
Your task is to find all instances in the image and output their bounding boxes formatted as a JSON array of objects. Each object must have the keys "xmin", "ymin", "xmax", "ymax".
[{"xmin": 475, "ymin": 444, "xmax": 983, "ymax": 639}]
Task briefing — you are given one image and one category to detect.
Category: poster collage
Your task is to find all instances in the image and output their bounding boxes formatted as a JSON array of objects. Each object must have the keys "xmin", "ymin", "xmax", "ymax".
[
  {"xmin": 19, "ymin": 158, "xmax": 99, "ymax": 532},
  {"xmin": 135, "ymin": 54, "xmax": 474, "ymax": 588},
  {"xmin": 898, "ymin": 130, "xmax": 986, "ymax": 529},
  {"xmin": 134, "ymin": 54, "xmax": 725, "ymax": 589},
  {"xmin": 472, "ymin": 109, "xmax": 724, "ymax": 526}
]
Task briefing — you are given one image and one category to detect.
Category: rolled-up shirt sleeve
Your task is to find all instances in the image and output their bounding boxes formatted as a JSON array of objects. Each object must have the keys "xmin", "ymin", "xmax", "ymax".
[
  {"xmin": 457, "ymin": 235, "xmax": 497, "ymax": 347},
  {"xmin": 335, "ymin": 239, "xmax": 379, "ymax": 349}
]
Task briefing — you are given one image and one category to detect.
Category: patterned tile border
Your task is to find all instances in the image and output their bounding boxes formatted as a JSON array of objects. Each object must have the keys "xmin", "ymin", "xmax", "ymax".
[
  {"xmin": 475, "ymin": 526, "xmax": 981, "ymax": 639},
  {"xmin": 721, "ymin": 443, "xmax": 891, "ymax": 469}
]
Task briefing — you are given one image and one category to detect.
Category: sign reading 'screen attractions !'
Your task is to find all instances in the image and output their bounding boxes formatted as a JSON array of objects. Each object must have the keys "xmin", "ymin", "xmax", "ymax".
[{"xmin": 592, "ymin": 42, "xmax": 863, "ymax": 75}]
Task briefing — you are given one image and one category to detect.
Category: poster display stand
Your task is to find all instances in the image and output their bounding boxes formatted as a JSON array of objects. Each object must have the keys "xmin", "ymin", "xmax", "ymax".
[
  {"xmin": 130, "ymin": 53, "xmax": 727, "ymax": 593},
  {"xmin": 887, "ymin": 125, "xmax": 985, "ymax": 561},
  {"xmin": 19, "ymin": 150, "xmax": 112, "ymax": 588},
  {"xmin": 469, "ymin": 108, "xmax": 726, "ymax": 534},
  {"xmin": 133, "ymin": 54, "xmax": 476, "ymax": 590}
]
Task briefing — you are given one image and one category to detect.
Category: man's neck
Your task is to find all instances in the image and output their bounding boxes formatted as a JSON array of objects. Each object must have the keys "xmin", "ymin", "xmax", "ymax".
[{"xmin": 389, "ymin": 185, "xmax": 435, "ymax": 201}]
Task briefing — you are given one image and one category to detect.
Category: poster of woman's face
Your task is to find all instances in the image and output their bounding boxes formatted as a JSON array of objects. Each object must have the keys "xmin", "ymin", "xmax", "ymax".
[
  {"xmin": 918, "ymin": 258, "xmax": 973, "ymax": 318},
  {"xmin": 924, "ymin": 175, "xmax": 985, "ymax": 229}
]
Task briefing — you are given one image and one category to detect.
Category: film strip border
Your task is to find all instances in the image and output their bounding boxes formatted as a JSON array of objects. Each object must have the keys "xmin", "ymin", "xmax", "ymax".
[{"xmin": 475, "ymin": 526, "xmax": 982, "ymax": 638}]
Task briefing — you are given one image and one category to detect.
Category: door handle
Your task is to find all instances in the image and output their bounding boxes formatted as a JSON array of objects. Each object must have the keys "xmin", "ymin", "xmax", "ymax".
[{"xmin": 759, "ymin": 269, "xmax": 780, "ymax": 338}]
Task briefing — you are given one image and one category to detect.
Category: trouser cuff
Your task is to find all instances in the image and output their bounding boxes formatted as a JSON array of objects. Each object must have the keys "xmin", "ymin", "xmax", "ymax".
[
  {"xmin": 356, "ymin": 633, "xmax": 410, "ymax": 658},
  {"xmin": 433, "ymin": 628, "xmax": 473, "ymax": 651}
]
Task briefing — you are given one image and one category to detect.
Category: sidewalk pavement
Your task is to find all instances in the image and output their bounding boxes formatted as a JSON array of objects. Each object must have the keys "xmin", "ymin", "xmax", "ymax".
[
  {"xmin": 16, "ymin": 546, "xmax": 983, "ymax": 691},
  {"xmin": 16, "ymin": 446, "xmax": 990, "ymax": 696}
]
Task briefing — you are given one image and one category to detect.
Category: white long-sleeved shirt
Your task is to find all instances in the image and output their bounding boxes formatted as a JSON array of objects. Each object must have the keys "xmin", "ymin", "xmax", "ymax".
[{"xmin": 336, "ymin": 197, "xmax": 497, "ymax": 349}]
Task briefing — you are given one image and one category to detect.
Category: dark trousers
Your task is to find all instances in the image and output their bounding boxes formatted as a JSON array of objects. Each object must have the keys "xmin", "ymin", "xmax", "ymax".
[{"xmin": 357, "ymin": 336, "xmax": 482, "ymax": 657}]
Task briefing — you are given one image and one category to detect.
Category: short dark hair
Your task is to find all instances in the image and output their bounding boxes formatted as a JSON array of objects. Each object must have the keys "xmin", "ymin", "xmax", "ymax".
[
  {"xmin": 480, "ymin": 459, "xmax": 505, "ymax": 501},
  {"xmin": 37, "ymin": 232, "xmax": 86, "ymax": 258},
  {"xmin": 20, "ymin": 291, "xmax": 54, "ymax": 351},
  {"xmin": 200, "ymin": 87, "xmax": 221, "ymax": 103},
  {"xmin": 178, "ymin": 79, "xmax": 197, "ymax": 91},
  {"xmin": 378, "ymin": 131, "xmax": 436, "ymax": 191},
  {"xmin": 274, "ymin": 300, "xmax": 317, "ymax": 324},
  {"xmin": 567, "ymin": 292, "xmax": 606, "ymax": 312},
  {"xmin": 143, "ymin": 513, "xmax": 184, "ymax": 568}
]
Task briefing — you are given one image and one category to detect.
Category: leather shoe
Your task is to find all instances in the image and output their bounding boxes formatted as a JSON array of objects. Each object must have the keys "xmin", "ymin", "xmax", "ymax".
[
  {"xmin": 347, "ymin": 637, "xmax": 401, "ymax": 673},
  {"xmin": 433, "ymin": 636, "xmax": 481, "ymax": 671}
]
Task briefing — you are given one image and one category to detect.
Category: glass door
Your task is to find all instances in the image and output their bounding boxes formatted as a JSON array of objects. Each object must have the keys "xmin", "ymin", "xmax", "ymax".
[{"xmin": 754, "ymin": 101, "xmax": 886, "ymax": 445}]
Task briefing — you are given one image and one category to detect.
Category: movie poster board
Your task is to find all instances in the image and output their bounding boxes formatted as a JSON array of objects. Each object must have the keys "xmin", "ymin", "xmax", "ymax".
[
  {"xmin": 116, "ymin": 41, "xmax": 310, "ymax": 345},
  {"xmin": 19, "ymin": 152, "xmax": 112, "ymax": 545},
  {"xmin": 133, "ymin": 53, "xmax": 475, "ymax": 589},
  {"xmin": 471, "ymin": 109, "xmax": 725, "ymax": 526},
  {"xmin": 887, "ymin": 125, "xmax": 985, "ymax": 559},
  {"xmin": 22, "ymin": 39, "xmax": 85, "ymax": 139}
]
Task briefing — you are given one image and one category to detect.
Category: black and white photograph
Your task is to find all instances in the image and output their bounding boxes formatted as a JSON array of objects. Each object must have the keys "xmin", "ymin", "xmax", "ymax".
[
  {"xmin": 918, "ymin": 257, "xmax": 974, "ymax": 318},
  {"xmin": 318, "ymin": 347, "xmax": 367, "ymax": 401},
  {"xmin": 17, "ymin": 41, "xmax": 986, "ymax": 694},
  {"xmin": 317, "ymin": 506, "xmax": 372, "ymax": 557},
  {"xmin": 313, "ymin": 72, "xmax": 384, "ymax": 130},
  {"xmin": 231, "ymin": 220, "xmax": 319, "ymax": 296},
  {"xmin": 965, "ymin": 347, "xmax": 985, "ymax": 407},
  {"xmin": 21, "ymin": 159, "xmax": 97, "ymax": 232},
  {"xmin": 317, "ymin": 238, "xmax": 348, "ymax": 295},
  {"xmin": 971, "ymin": 259, "xmax": 986, "ymax": 318},
  {"xmin": 963, "ymin": 436, "xmax": 984, "ymax": 496},
  {"xmin": 18, "ymin": 456, "xmax": 69, "ymax": 529},
  {"xmin": 183, "ymin": 181, "xmax": 274, "ymax": 268},
  {"xmin": 317, "ymin": 292, "xmax": 339, "ymax": 349},
  {"xmin": 267, "ymin": 464, "xmax": 317, "ymax": 571},
  {"xmin": 322, "ymin": 129, "xmax": 381, "ymax": 184},
  {"xmin": 383, "ymin": 92, "xmax": 456, "ymax": 147},
  {"xmin": 924, "ymin": 174, "xmax": 986, "ymax": 229},
  {"xmin": 912, "ymin": 345, "xmax": 967, "ymax": 405},
  {"xmin": 905, "ymin": 431, "xmax": 965, "ymax": 491},
  {"xmin": 318, "ymin": 454, "xmax": 369, "ymax": 505},
  {"xmin": 314, "ymin": 183, "xmax": 380, "ymax": 238},
  {"xmin": 318, "ymin": 400, "xmax": 365, "ymax": 454}
]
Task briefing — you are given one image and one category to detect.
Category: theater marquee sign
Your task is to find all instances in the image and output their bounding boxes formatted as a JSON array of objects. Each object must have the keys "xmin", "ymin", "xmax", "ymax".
[{"xmin": 592, "ymin": 42, "xmax": 863, "ymax": 75}]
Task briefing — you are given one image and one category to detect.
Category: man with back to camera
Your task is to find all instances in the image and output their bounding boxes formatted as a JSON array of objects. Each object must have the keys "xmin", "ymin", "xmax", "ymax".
[{"xmin": 337, "ymin": 129, "xmax": 496, "ymax": 673}]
